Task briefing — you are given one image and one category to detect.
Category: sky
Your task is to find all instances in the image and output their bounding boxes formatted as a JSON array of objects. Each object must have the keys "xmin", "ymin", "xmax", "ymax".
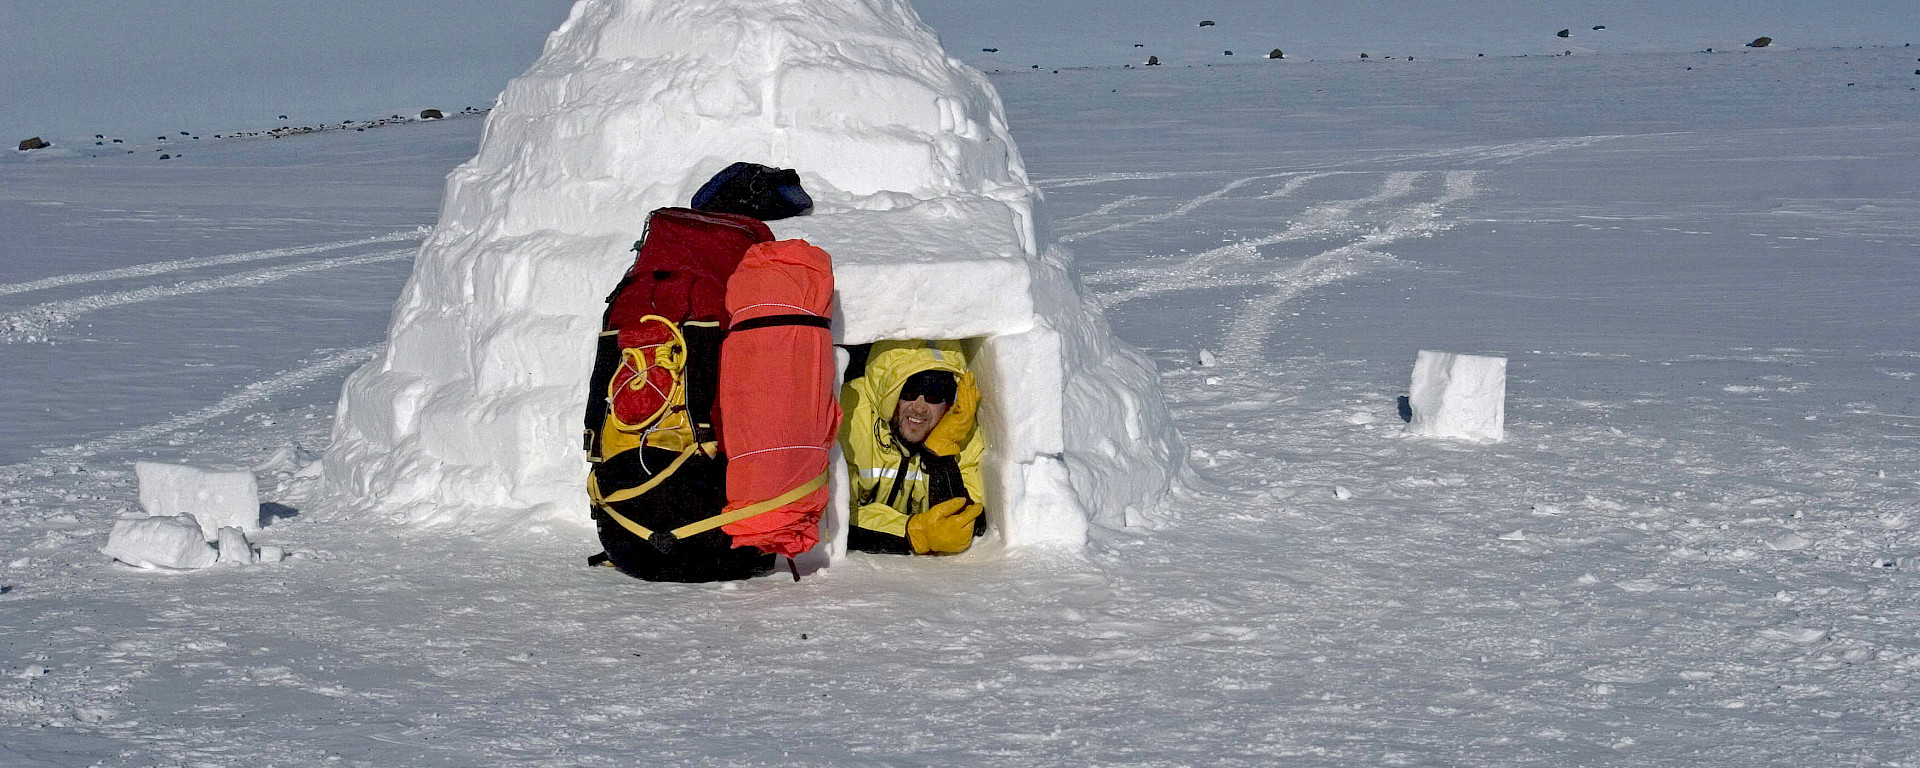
[{"xmin": 3, "ymin": 1, "xmax": 1916, "ymax": 143}]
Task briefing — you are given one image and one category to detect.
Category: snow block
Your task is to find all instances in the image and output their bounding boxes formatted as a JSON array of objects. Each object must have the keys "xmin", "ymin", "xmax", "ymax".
[
  {"xmin": 1405, "ymin": 350, "xmax": 1507, "ymax": 443},
  {"xmin": 102, "ymin": 515, "xmax": 217, "ymax": 570},
  {"xmin": 320, "ymin": 0, "xmax": 1187, "ymax": 556},
  {"xmin": 134, "ymin": 462, "xmax": 261, "ymax": 541},
  {"xmin": 216, "ymin": 526, "xmax": 255, "ymax": 564},
  {"xmin": 975, "ymin": 328, "xmax": 1066, "ymax": 459}
]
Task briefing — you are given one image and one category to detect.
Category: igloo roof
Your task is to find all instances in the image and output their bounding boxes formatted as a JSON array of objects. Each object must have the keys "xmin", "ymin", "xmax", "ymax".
[{"xmin": 443, "ymin": 0, "xmax": 1035, "ymax": 244}]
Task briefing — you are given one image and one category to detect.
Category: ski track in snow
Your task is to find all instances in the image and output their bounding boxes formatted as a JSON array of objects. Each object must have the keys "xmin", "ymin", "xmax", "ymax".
[
  {"xmin": 1074, "ymin": 168, "xmax": 1479, "ymax": 366},
  {"xmin": 0, "ymin": 248, "xmax": 417, "ymax": 344},
  {"xmin": 1037, "ymin": 170, "xmax": 1208, "ymax": 190},
  {"xmin": 1257, "ymin": 171, "xmax": 1340, "ymax": 200},
  {"xmin": 1051, "ymin": 194, "xmax": 1152, "ymax": 226},
  {"xmin": 0, "ymin": 230, "xmax": 426, "ymax": 299},
  {"xmin": 1221, "ymin": 171, "xmax": 1479, "ymax": 365},
  {"xmin": 1084, "ymin": 169, "xmax": 1426, "ymax": 306},
  {"xmin": 1059, "ymin": 171, "xmax": 1318, "ymax": 242},
  {"xmin": 1372, "ymin": 134, "xmax": 1630, "ymax": 166},
  {"xmin": 0, "ymin": 345, "xmax": 379, "ymax": 483}
]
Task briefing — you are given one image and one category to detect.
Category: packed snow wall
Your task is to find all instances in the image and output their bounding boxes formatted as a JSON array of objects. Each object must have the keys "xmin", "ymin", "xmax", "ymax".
[{"xmin": 320, "ymin": 0, "xmax": 1185, "ymax": 549}]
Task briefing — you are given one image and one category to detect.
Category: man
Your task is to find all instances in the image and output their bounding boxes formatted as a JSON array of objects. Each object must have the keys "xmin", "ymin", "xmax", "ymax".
[{"xmin": 840, "ymin": 340, "xmax": 986, "ymax": 555}]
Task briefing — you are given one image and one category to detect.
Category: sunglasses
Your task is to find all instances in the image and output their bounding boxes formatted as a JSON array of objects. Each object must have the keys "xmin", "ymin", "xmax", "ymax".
[{"xmin": 898, "ymin": 370, "xmax": 957, "ymax": 405}]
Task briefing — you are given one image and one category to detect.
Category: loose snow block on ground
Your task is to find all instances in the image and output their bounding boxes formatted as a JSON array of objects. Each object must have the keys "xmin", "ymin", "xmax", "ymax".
[
  {"xmin": 101, "ymin": 515, "xmax": 217, "ymax": 570},
  {"xmin": 135, "ymin": 462, "xmax": 261, "ymax": 541},
  {"xmin": 216, "ymin": 527, "xmax": 255, "ymax": 564},
  {"xmin": 320, "ymin": 0, "xmax": 1187, "ymax": 556},
  {"xmin": 1405, "ymin": 350, "xmax": 1507, "ymax": 442}
]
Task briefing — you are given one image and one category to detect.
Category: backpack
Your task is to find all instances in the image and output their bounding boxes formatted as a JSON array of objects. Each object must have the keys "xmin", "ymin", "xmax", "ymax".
[{"xmin": 584, "ymin": 207, "xmax": 775, "ymax": 582}]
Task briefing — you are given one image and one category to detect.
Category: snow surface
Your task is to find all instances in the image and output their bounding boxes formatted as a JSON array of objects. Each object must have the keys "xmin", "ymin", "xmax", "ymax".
[{"xmin": 4, "ymin": 31, "xmax": 1920, "ymax": 768}]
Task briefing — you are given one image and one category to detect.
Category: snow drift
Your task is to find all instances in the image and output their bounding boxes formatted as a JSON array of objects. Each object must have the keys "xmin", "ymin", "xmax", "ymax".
[{"xmin": 319, "ymin": 0, "xmax": 1185, "ymax": 552}]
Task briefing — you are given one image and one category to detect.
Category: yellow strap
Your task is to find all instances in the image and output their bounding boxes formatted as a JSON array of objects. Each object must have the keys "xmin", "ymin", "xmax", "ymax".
[
  {"xmin": 588, "ymin": 445, "xmax": 700, "ymax": 540},
  {"xmin": 669, "ymin": 471, "xmax": 830, "ymax": 539},
  {"xmin": 599, "ymin": 503, "xmax": 660, "ymax": 541},
  {"xmin": 594, "ymin": 446, "xmax": 697, "ymax": 505},
  {"xmin": 590, "ymin": 458, "xmax": 828, "ymax": 545},
  {"xmin": 588, "ymin": 471, "xmax": 656, "ymax": 539}
]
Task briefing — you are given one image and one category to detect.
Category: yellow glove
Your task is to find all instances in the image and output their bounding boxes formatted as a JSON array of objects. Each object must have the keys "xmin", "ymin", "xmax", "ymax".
[
  {"xmin": 906, "ymin": 498, "xmax": 983, "ymax": 555},
  {"xmin": 922, "ymin": 371, "xmax": 979, "ymax": 457}
]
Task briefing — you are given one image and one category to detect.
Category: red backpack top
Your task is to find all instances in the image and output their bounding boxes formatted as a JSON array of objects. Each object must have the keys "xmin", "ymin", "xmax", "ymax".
[
  {"xmin": 604, "ymin": 208, "xmax": 773, "ymax": 329},
  {"xmin": 585, "ymin": 208, "xmax": 773, "ymax": 462}
]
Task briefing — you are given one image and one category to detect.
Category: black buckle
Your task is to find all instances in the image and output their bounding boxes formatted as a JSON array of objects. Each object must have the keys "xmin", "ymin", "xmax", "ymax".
[{"xmin": 647, "ymin": 530, "xmax": 678, "ymax": 554}]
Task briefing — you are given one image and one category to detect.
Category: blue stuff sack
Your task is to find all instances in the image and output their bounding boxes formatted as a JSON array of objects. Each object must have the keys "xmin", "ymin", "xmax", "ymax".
[{"xmin": 690, "ymin": 162, "xmax": 812, "ymax": 221}]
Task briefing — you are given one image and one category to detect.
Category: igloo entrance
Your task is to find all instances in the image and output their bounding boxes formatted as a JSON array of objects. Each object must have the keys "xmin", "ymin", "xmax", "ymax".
[
  {"xmin": 317, "ymin": 0, "xmax": 1185, "ymax": 562},
  {"xmin": 822, "ymin": 327, "xmax": 1057, "ymax": 564}
]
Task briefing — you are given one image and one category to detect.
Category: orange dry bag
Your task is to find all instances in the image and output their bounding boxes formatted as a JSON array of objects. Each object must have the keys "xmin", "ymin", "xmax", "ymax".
[{"xmin": 716, "ymin": 240, "xmax": 838, "ymax": 557}]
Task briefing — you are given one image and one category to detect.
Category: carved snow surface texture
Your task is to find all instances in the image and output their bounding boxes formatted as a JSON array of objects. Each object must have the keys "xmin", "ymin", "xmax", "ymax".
[
  {"xmin": 320, "ymin": 0, "xmax": 1185, "ymax": 550},
  {"xmin": 135, "ymin": 461, "xmax": 262, "ymax": 541}
]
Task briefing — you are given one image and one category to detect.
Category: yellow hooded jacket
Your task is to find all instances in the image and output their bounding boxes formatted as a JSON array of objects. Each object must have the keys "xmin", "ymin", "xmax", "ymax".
[{"xmin": 841, "ymin": 341, "xmax": 986, "ymax": 548}]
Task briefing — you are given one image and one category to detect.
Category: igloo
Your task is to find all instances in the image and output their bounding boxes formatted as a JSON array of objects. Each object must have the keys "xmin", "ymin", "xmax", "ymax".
[{"xmin": 319, "ymin": 0, "xmax": 1185, "ymax": 557}]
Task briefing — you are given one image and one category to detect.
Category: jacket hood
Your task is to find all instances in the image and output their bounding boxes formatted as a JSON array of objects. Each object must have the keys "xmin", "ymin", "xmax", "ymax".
[{"xmin": 863, "ymin": 340, "xmax": 969, "ymax": 421}]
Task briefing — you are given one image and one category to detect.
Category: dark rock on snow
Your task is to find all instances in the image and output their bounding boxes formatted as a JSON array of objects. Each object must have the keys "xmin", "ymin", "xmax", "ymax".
[
  {"xmin": 420, "ymin": 109, "xmax": 444, "ymax": 119},
  {"xmin": 1557, "ymin": 29, "xmax": 1571, "ymax": 38},
  {"xmin": 1748, "ymin": 37, "xmax": 1772, "ymax": 48},
  {"xmin": 1199, "ymin": 20, "xmax": 1215, "ymax": 27},
  {"xmin": 1269, "ymin": 49, "xmax": 1283, "ymax": 59}
]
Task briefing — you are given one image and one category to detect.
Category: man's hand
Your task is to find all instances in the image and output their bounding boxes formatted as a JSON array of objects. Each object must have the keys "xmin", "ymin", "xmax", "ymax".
[
  {"xmin": 907, "ymin": 498, "xmax": 983, "ymax": 555},
  {"xmin": 923, "ymin": 371, "xmax": 978, "ymax": 457}
]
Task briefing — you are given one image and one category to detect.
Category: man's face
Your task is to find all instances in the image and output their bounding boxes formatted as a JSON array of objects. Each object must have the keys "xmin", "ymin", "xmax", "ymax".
[{"xmin": 892, "ymin": 394, "xmax": 951, "ymax": 445}]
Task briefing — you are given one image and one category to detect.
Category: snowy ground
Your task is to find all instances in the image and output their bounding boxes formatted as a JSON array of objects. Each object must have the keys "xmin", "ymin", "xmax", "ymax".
[{"xmin": 5, "ymin": 46, "xmax": 1920, "ymax": 766}]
